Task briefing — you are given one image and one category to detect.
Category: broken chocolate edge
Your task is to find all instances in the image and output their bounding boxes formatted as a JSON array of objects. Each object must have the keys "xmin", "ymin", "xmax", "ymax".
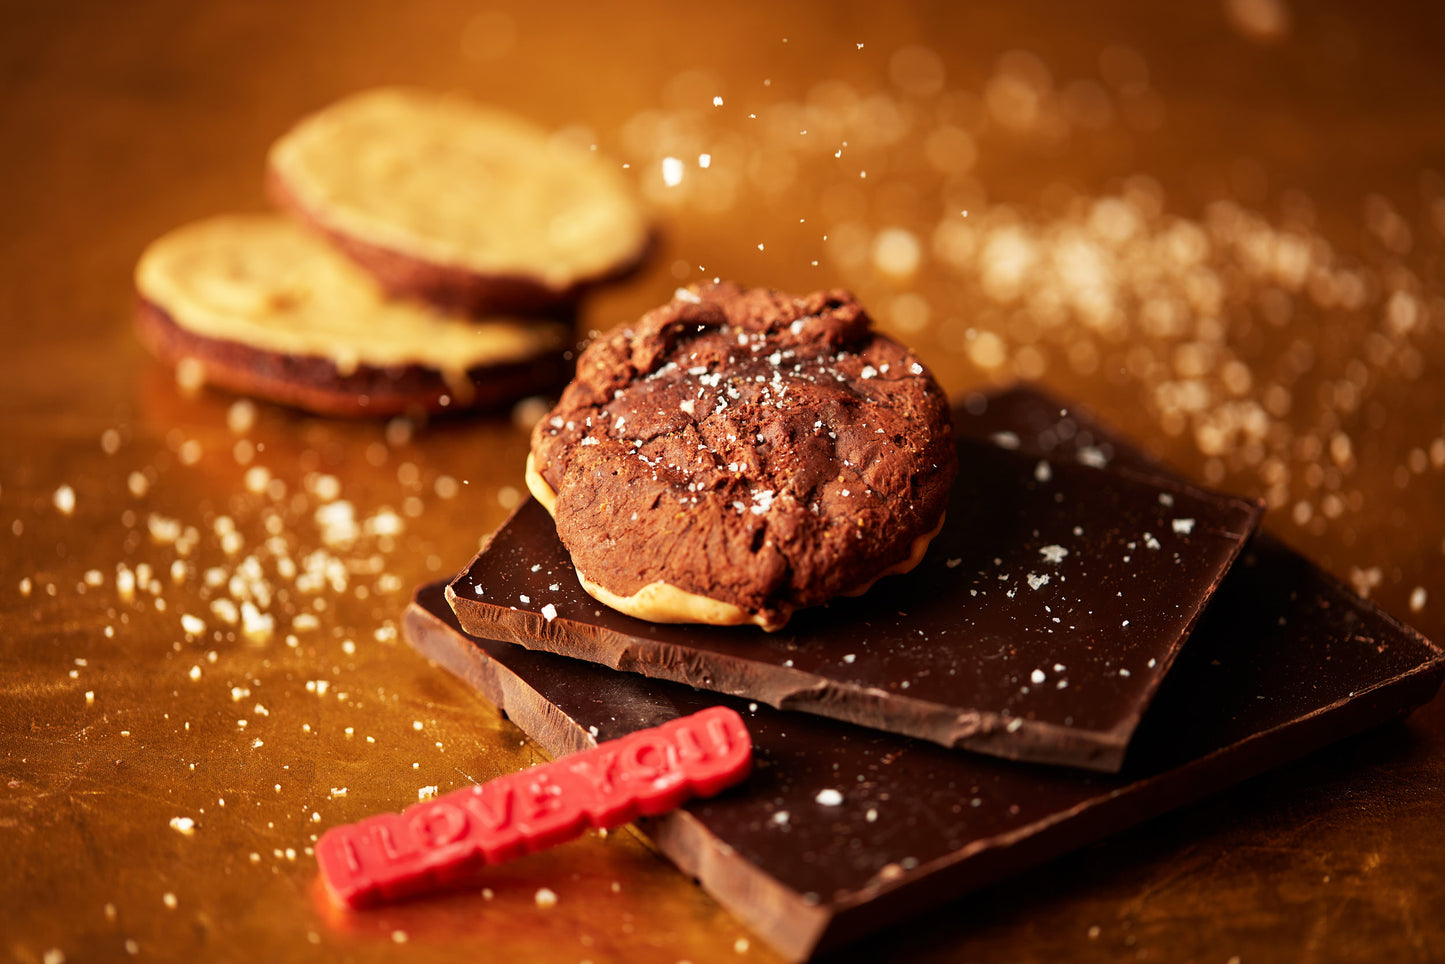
[{"xmin": 444, "ymin": 575, "xmax": 1136, "ymax": 771}]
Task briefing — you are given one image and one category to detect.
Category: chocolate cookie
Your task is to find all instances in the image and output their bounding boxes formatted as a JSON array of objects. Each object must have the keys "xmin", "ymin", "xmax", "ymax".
[
  {"xmin": 527, "ymin": 283, "xmax": 956, "ymax": 630},
  {"xmin": 134, "ymin": 214, "xmax": 572, "ymax": 418},
  {"xmin": 267, "ymin": 87, "xmax": 651, "ymax": 316}
]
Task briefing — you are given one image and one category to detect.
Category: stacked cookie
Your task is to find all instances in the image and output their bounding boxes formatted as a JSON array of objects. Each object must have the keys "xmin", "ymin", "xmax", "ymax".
[
  {"xmin": 524, "ymin": 282, "xmax": 958, "ymax": 631},
  {"xmin": 134, "ymin": 88, "xmax": 650, "ymax": 417}
]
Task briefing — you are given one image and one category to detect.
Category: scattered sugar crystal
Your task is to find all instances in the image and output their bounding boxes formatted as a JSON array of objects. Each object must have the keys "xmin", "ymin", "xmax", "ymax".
[
  {"xmin": 1172, "ymin": 518, "xmax": 1196, "ymax": 534},
  {"xmin": 210, "ymin": 599, "xmax": 239, "ymax": 625},
  {"xmin": 1038, "ymin": 545, "xmax": 1068, "ymax": 563},
  {"xmin": 175, "ymin": 358, "xmax": 205, "ymax": 393},
  {"xmin": 315, "ymin": 501, "xmax": 358, "ymax": 546},
  {"xmin": 311, "ymin": 474, "xmax": 342, "ymax": 502},
  {"xmin": 418, "ymin": 786, "xmax": 438, "ymax": 800},
  {"xmin": 815, "ymin": 788, "xmax": 844, "ymax": 806},
  {"xmin": 1031, "ymin": 668, "xmax": 1046, "ymax": 684},
  {"xmin": 226, "ymin": 399, "xmax": 257, "ymax": 433},
  {"xmin": 365, "ymin": 508, "xmax": 404, "ymax": 537},
  {"xmin": 873, "ymin": 227, "xmax": 922, "ymax": 277},
  {"xmin": 990, "ymin": 431, "xmax": 1020, "ymax": 450},
  {"xmin": 52, "ymin": 485, "xmax": 76, "ymax": 515},
  {"xmin": 169, "ymin": 816, "xmax": 196, "ymax": 836},
  {"xmin": 241, "ymin": 604, "xmax": 271, "ymax": 641},
  {"xmin": 534, "ymin": 887, "xmax": 558, "ymax": 908}
]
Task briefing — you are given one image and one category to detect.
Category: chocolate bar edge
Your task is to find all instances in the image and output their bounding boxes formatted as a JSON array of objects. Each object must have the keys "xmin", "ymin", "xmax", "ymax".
[{"xmin": 445, "ymin": 572, "xmax": 1141, "ymax": 772}]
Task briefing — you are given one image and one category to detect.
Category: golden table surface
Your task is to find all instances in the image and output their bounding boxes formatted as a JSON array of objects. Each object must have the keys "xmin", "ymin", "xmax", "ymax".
[{"xmin": 3, "ymin": 1, "xmax": 1444, "ymax": 961}]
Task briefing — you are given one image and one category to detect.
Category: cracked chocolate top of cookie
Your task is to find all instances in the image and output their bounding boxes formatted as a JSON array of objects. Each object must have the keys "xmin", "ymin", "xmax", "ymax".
[{"xmin": 529, "ymin": 282, "xmax": 957, "ymax": 629}]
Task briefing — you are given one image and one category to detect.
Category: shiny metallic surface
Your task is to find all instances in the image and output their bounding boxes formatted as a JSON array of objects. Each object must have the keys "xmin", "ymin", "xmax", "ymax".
[{"xmin": 3, "ymin": 2, "xmax": 1443, "ymax": 961}]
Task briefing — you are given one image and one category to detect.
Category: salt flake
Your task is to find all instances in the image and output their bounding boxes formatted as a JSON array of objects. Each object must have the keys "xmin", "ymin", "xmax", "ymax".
[{"xmin": 1038, "ymin": 545, "xmax": 1068, "ymax": 564}]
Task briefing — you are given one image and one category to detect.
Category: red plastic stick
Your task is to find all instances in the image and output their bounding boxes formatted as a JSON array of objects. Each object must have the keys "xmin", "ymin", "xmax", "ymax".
[{"xmin": 315, "ymin": 705, "xmax": 753, "ymax": 908}]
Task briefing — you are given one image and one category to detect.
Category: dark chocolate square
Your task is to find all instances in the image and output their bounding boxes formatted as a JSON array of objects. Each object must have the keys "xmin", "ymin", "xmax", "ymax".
[
  {"xmin": 447, "ymin": 427, "xmax": 1262, "ymax": 771},
  {"xmin": 406, "ymin": 386, "xmax": 1442, "ymax": 962}
]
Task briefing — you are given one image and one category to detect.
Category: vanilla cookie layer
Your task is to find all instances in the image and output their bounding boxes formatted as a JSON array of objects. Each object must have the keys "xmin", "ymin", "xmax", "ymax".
[
  {"xmin": 267, "ymin": 88, "xmax": 649, "ymax": 292},
  {"xmin": 135, "ymin": 214, "xmax": 568, "ymax": 382}
]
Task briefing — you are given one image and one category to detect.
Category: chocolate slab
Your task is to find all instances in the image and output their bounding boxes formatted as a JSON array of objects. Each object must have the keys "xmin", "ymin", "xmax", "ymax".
[
  {"xmin": 447, "ymin": 432, "xmax": 1263, "ymax": 771},
  {"xmin": 407, "ymin": 559, "xmax": 1442, "ymax": 962},
  {"xmin": 408, "ymin": 389, "xmax": 1442, "ymax": 961}
]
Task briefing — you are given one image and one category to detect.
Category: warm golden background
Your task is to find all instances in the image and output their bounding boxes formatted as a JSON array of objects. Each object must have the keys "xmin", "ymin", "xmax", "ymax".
[{"xmin": 3, "ymin": 1, "xmax": 1443, "ymax": 961}]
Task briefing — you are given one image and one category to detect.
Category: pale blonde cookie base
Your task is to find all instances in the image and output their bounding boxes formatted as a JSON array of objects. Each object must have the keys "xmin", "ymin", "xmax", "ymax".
[
  {"xmin": 525, "ymin": 453, "xmax": 946, "ymax": 632},
  {"xmin": 576, "ymin": 571, "xmax": 780, "ymax": 631},
  {"xmin": 135, "ymin": 214, "xmax": 568, "ymax": 384},
  {"xmin": 524, "ymin": 452, "xmax": 557, "ymax": 515},
  {"xmin": 267, "ymin": 87, "xmax": 649, "ymax": 290}
]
